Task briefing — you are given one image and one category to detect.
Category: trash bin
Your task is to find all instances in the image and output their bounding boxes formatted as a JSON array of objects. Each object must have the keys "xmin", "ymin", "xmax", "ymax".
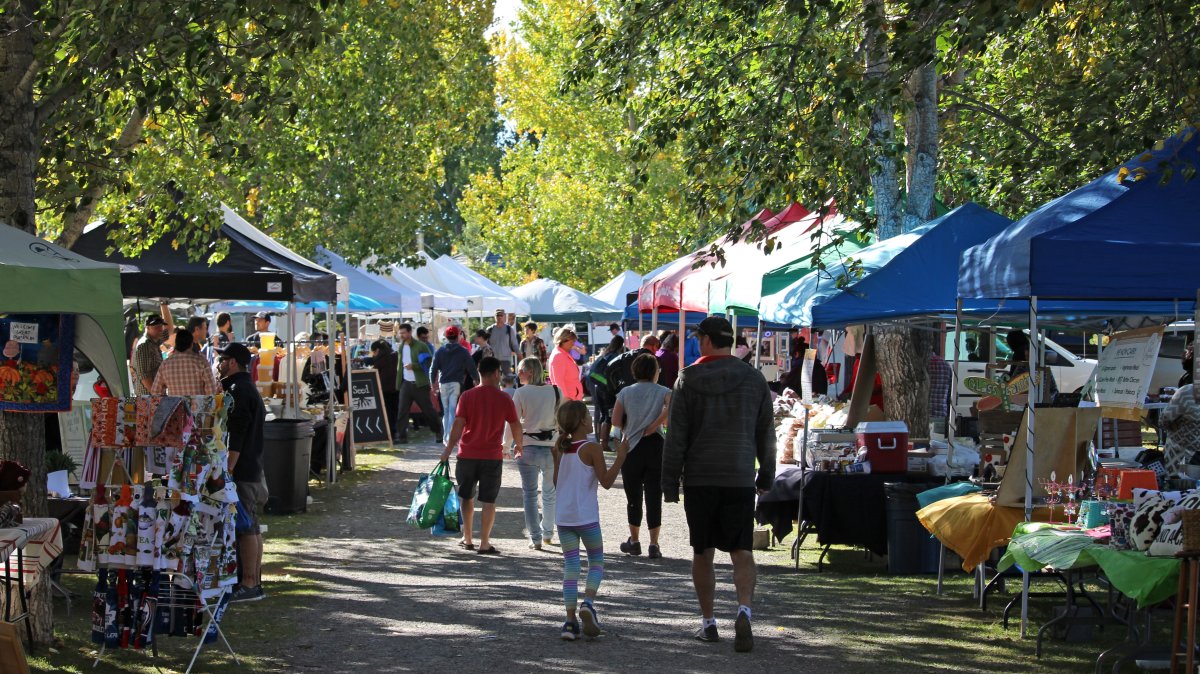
[
  {"xmin": 884, "ymin": 482, "xmax": 942, "ymax": 574},
  {"xmin": 263, "ymin": 419, "xmax": 314, "ymax": 515}
]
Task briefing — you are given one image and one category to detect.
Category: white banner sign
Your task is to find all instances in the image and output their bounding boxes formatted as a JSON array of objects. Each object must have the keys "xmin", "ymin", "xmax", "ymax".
[
  {"xmin": 1088, "ymin": 325, "xmax": 1163, "ymax": 421},
  {"xmin": 10, "ymin": 321, "xmax": 38, "ymax": 344}
]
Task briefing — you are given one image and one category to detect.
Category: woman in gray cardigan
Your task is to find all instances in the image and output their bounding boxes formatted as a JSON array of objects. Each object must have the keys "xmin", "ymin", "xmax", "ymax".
[{"xmin": 611, "ymin": 353, "xmax": 672, "ymax": 559}]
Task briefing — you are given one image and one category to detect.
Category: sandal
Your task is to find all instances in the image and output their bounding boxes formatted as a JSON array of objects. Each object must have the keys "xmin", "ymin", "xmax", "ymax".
[
  {"xmin": 458, "ymin": 540, "xmax": 475, "ymax": 550},
  {"xmin": 477, "ymin": 545, "xmax": 501, "ymax": 555}
]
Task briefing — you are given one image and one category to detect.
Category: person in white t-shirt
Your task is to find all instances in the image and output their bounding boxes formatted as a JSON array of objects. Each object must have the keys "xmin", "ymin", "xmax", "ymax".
[{"xmin": 513, "ymin": 357, "xmax": 560, "ymax": 550}]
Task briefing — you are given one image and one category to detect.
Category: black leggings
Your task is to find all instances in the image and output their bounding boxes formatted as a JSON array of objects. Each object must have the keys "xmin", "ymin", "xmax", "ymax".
[{"xmin": 621, "ymin": 433, "xmax": 663, "ymax": 529}]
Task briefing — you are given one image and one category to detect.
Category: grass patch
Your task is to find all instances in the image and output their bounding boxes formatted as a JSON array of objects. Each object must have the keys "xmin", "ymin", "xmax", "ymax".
[
  {"xmin": 29, "ymin": 446, "xmax": 405, "ymax": 674},
  {"xmin": 759, "ymin": 535, "xmax": 1171, "ymax": 672}
]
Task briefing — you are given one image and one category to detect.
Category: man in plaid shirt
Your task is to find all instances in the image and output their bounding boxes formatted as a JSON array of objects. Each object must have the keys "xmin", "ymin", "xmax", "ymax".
[
  {"xmin": 152, "ymin": 328, "xmax": 220, "ymax": 395},
  {"xmin": 928, "ymin": 351, "xmax": 954, "ymax": 421},
  {"xmin": 132, "ymin": 315, "xmax": 169, "ymax": 395}
]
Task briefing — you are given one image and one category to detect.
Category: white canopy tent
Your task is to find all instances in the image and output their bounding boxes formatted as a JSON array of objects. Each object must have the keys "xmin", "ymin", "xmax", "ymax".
[
  {"xmin": 591, "ymin": 270, "xmax": 642, "ymax": 308},
  {"xmin": 425, "ymin": 254, "xmax": 531, "ymax": 315},
  {"xmin": 378, "ymin": 255, "xmax": 470, "ymax": 312}
]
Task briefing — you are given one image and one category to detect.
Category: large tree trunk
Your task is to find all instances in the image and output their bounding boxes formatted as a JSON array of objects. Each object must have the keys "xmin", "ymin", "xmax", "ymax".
[
  {"xmin": 876, "ymin": 326, "xmax": 935, "ymax": 435},
  {"xmin": 864, "ymin": 3, "xmax": 938, "ymax": 434},
  {"xmin": 864, "ymin": 0, "xmax": 901, "ymax": 240},
  {"xmin": 904, "ymin": 62, "xmax": 939, "ymax": 232},
  {"xmin": 0, "ymin": 7, "xmax": 56, "ymax": 646}
]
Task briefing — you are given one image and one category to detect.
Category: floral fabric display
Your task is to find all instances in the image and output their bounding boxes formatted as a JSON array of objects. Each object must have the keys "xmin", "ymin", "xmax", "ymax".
[{"xmin": 76, "ymin": 394, "xmax": 238, "ymax": 595}]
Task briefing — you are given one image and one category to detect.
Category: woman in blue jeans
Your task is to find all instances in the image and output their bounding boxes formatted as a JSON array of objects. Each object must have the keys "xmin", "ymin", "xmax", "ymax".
[{"xmin": 513, "ymin": 357, "xmax": 560, "ymax": 549}]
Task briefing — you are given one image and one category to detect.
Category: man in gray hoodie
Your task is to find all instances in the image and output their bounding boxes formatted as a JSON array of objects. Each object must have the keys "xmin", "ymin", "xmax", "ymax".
[{"xmin": 662, "ymin": 316, "xmax": 775, "ymax": 654}]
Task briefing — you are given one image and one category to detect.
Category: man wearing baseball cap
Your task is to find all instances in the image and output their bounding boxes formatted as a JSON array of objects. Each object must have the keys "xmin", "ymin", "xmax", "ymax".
[
  {"xmin": 429, "ymin": 325, "xmax": 479, "ymax": 438},
  {"xmin": 246, "ymin": 311, "xmax": 273, "ymax": 349},
  {"xmin": 132, "ymin": 315, "xmax": 169, "ymax": 395},
  {"xmin": 486, "ymin": 309, "xmax": 521, "ymax": 375},
  {"xmin": 216, "ymin": 342, "xmax": 268, "ymax": 603},
  {"xmin": 662, "ymin": 316, "xmax": 775, "ymax": 652}
]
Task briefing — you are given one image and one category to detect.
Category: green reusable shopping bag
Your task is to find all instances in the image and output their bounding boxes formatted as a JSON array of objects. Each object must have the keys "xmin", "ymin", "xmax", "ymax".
[{"xmin": 417, "ymin": 461, "xmax": 454, "ymax": 529}]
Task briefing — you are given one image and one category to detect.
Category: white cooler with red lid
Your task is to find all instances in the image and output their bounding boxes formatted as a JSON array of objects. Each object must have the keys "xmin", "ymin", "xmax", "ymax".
[{"xmin": 854, "ymin": 421, "xmax": 909, "ymax": 473}]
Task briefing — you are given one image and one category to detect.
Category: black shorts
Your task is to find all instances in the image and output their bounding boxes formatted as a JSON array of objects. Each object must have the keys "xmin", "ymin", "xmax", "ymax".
[
  {"xmin": 456, "ymin": 458, "xmax": 503, "ymax": 503},
  {"xmin": 683, "ymin": 486, "xmax": 757, "ymax": 554}
]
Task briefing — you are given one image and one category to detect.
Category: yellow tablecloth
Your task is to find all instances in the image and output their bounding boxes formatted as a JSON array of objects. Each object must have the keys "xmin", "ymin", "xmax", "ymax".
[
  {"xmin": 917, "ymin": 493, "xmax": 1058, "ymax": 572},
  {"xmin": 1, "ymin": 518, "xmax": 63, "ymax": 587}
]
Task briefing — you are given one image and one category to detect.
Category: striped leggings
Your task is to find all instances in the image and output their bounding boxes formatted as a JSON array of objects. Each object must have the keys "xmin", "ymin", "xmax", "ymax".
[{"xmin": 560, "ymin": 522, "xmax": 604, "ymax": 610}]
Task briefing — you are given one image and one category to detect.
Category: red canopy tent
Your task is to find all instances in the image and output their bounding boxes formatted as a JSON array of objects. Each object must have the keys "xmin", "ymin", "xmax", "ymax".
[
  {"xmin": 636, "ymin": 203, "xmax": 810, "ymax": 370},
  {"xmin": 641, "ymin": 202, "xmax": 810, "ymax": 314}
]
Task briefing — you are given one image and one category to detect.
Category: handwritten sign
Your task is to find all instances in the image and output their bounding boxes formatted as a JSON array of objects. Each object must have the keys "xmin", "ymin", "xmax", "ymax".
[
  {"xmin": 349, "ymin": 369, "xmax": 390, "ymax": 446},
  {"xmin": 1086, "ymin": 326, "xmax": 1164, "ymax": 421},
  {"xmin": 10, "ymin": 321, "xmax": 38, "ymax": 344}
]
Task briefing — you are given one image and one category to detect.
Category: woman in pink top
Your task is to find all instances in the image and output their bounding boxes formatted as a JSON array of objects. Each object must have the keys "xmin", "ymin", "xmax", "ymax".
[{"xmin": 548, "ymin": 327, "xmax": 584, "ymax": 400}]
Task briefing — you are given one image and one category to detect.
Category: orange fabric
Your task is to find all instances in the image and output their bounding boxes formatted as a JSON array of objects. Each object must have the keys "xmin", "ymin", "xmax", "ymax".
[
  {"xmin": 917, "ymin": 493, "xmax": 1058, "ymax": 572},
  {"xmin": 1117, "ymin": 469, "xmax": 1158, "ymax": 500}
]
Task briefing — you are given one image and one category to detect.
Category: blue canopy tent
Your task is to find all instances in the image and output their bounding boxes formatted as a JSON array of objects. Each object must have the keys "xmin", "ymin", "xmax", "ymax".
[
  {"xmin": 762, "ymin": 204, "xmax": 1012, "ymax": 327},
  {"xmin": 958, "ymin": 127, "xmax": 1200, "ymax": 636},
  {"xmin": 960, "ymin": 130, "xmax": 1200, "ymax": 302},
  {"xmin": 313, "ymin": 246, "xmax": 424, "ymax": 313},
  {"xmin": 211, "ymin": 293, "xmax": 388, "ymax": 314},
  {"xmin": 762, "ymin": 201, "xmax": 1193, "ymax": 329}
]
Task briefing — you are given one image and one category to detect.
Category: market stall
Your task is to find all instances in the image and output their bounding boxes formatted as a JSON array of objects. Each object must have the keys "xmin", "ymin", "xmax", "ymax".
[
  {"xmin": 956, "ymin": 127, "xmax": 1200, "ymax": 634},
  {"xmin": 1, "ymin": 226, "xmax": 129, "ymax": 653},
  {"xmin": 72, "ymin": 203, "xmax": 344, "ymax": 482}
]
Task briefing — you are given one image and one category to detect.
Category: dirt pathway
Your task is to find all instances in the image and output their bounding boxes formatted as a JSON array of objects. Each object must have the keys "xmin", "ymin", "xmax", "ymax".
[{"xmin": 256, "ymin": 440, "xmax": 850, "ymax": 673}]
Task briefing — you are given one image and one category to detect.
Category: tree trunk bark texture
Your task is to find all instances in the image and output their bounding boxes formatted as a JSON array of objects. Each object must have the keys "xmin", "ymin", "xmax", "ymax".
[
  {"xmin": 864, "ymin": 0, "xmax": 901, "ymax": 240},
  {"xmin": 1, "ymin": 7, "xmax": 56, "ymax": 646},
  {"xmin": 904, "ymin": 62, "xmax": 939, "ymax": 232},
  {"xmin": 876, "ymin": 325, "xmax": 935, "ymax": 438}
]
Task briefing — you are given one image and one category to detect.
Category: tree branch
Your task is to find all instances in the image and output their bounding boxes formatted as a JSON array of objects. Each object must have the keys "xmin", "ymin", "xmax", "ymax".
[{"xmin": 940, "ymin": 87, "xmax": 1052, "ymax": 150}]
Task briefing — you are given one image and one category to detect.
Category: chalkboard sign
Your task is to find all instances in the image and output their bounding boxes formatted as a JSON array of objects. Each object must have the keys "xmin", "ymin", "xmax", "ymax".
[{"xmin": 349, "ymin": 369, "xmax": 392, "ymax": 446}]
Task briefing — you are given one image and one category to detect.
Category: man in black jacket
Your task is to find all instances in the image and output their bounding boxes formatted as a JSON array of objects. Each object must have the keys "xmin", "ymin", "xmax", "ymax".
[
  {"xmin": 217, "ymin": 343, "xmax": 268, "ymax": 603},
  {"xmin": 662, "ymin": 317, "xmax": 775, "ymax": 653}
]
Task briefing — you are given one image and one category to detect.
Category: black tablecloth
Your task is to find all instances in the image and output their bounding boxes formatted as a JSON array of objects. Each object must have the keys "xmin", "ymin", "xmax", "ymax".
[{"xmin": 755, "ymin": 467, "xmax": 939, "ymax": 556}]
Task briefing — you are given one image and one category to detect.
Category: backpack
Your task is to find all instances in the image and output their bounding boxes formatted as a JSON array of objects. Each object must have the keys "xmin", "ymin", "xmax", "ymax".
[
  {"xmin": 604, "ymin": 349, "xmax": 646, "ymax": 400},
  {"xmin": 487, "ymin": 323, "xmax": 515, "ymax": 350},
  {"xmin": 588, "ymin": 353, "xmax": 613, "ymax": 386}
]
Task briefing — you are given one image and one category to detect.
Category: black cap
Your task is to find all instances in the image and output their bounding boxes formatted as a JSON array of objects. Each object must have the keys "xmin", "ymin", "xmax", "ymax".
[
  {"xmin": 216, "ymin": 343, "xmax": 253, "ymax": 368},
  {"xmin": 253, "ymin": 311, "xmax": 273, "ymax": 320},
  {"xmin": 693, "ymin": 316, "xmax": 734, "ymax": 339},
  {"xmin": 145, "ymin": 315, "xmax": 167, "ymax": 326}
]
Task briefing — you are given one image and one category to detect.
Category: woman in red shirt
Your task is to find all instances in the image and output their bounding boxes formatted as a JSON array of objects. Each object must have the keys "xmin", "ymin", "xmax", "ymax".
[{"xmin": 549, "ymin": 328, "xmax": 584, "ymax": 400}]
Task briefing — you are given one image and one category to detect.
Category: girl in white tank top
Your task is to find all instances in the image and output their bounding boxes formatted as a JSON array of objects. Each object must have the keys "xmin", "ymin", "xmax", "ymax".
[{"xmin": 551, "ymin": 401, "xmax": 628, "ymax": 641}]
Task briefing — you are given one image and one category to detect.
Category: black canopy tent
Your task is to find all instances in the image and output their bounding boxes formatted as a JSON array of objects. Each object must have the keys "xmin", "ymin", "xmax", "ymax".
[
  {"xmin": 72, "ymin": 203, "xmax": 344, "ymax": 483},
  {"xmin": 72, "ymin": 203, "xmax": 338, "ymax": 304}
]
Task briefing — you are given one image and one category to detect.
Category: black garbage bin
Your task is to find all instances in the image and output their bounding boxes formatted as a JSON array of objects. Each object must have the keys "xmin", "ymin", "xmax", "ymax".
[
  {"xmin": 263, "ymin": 419, "xmax": 314, "ymax": 514},
  {"xmin": 884, "ymin": 482, "xmax": 942, "ymax": 574}
]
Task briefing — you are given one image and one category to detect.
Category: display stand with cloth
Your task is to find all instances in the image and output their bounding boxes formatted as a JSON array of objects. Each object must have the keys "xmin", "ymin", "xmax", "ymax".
[
  {"xmin": 1, "ymin": 518, "xmax": 63, "ymax": 652},
  {"xmin": 759, "ymin": 466, "xmax": 939, "ymax": 571}
]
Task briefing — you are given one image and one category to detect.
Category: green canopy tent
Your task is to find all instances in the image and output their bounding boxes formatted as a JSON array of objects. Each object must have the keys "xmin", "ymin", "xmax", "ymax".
[
  {"xmin": 709, "ymin": 209, "xmax": 872, "ymax": 318},
  {"xmin": 2, "ymin": 225, "xmax": 129, "ymax": 395}
]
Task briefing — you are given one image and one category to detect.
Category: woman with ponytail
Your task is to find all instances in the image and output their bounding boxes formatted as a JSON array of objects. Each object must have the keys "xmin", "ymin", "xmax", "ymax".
[{"xmin": 551, "ymin": 400, "xmax": 627, "ymax": 641}]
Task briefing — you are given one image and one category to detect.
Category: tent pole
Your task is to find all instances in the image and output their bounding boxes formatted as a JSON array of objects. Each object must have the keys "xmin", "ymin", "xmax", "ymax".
[
  {"xmin": 678, "ymin": 305, "xmax": 686, "ymax": 373},
  {"xmin": 948, "ymin": 300, "xmax": 963, "ymax": 454},
  {"xmin": 754, "ymin": 318, "xmax": 764, "ymax": 369},
  {"xmin": 651, "ymin": 305, "xmax": 658, "ymax": 336},
  {"xmin": 638, "ymin": 309, "xmax": 644, "ymax": 342},
  {"xmin": 343, "ymin": 298, "xmax": 353, "ymax": 470},
  {"xmin": 326, "ymin": 303, "xmax": 336, "ymax": 485},
  {"xmin": 288, "ymin": 301, "xmax": 299, "ymax": 418},
  {"xmin": 1020, "ymin": 296, "xmax": 1040, "ymax": 638}
]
